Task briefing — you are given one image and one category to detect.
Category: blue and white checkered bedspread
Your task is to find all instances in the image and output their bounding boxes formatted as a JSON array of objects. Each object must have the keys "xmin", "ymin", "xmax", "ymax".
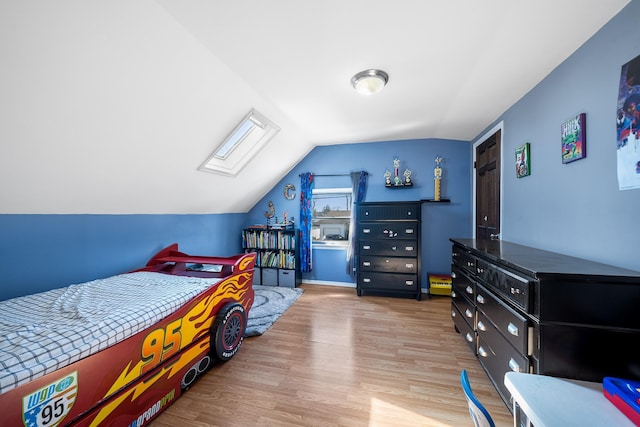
[{"xmin": 0, "ymin": 272, "xmax": 220, "ymax": 395}]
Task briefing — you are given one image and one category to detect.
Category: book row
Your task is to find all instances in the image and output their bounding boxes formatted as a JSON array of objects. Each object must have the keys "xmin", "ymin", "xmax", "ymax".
[
  {"xmin": 242, "ymin": 229, "xmax": 296, "ymax": 250},
  {"xmin": 245, "ymin": 249, "xmax": 296, "ymax": 269}
]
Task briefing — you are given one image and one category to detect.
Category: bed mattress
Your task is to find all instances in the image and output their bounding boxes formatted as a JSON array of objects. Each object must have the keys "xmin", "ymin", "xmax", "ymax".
[{"xmin": 0, "ymin": 272, "xmax": 221, "ymax": 395}]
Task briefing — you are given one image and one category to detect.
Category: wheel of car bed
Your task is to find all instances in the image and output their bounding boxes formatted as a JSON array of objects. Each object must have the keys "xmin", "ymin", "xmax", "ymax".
[{"xmin": 211, "ymin": 303, "xmax": 247, "ymax": 361}]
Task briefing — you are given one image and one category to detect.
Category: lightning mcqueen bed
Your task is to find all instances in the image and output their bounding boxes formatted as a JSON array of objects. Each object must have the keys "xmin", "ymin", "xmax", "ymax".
[{"xmin": 0, "ymin": 244, "xmax": 256, "ymax": 427}]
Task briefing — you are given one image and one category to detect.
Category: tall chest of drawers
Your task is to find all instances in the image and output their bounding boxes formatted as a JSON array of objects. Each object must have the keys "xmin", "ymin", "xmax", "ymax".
[
  {"xmin": 356, "ymin": 202, "xmax": 421, "ymax": 300},
  {"xmin": 451, "ymin": 238, "xmax": 640, "ymax": 407}
]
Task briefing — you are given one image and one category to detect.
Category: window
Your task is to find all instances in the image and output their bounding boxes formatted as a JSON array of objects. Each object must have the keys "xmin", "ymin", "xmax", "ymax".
[
  {"xmin": 199, "ymin": 109, "xmax": 280, "ymax": 176},
  {"xmin": 312, "ymin": 188, "xmax": 352, "ymax": 247}
]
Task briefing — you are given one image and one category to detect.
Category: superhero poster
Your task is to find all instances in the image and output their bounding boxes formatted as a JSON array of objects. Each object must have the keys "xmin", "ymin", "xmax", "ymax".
[
  {"xmin": 561, "ymin": 113, "xmax": 586, "ymax": 164},
  {"xmin": 616, "ymin": 53, "xmax": 640, "ymax": 190}
]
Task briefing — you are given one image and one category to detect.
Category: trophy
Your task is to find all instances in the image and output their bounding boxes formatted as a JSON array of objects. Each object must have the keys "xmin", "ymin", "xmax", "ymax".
[
  {"xmin": 434, "ymin": 157, "xmax": 443, "ymax": 201},
  {"xmin": 385, "ymin": 158, "xmax": 413, "ymax": 187},
  {"xmin": 393, "ymin": 158, "xmax": 401, "ymax": 186},
  {"xmin": 403, "ymin": 169, "xmax": 412, "ymax": 185}
]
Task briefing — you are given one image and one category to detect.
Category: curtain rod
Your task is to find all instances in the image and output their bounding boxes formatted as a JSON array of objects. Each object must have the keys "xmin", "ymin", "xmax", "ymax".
[{"xmin": 298, "ymin": 172, "xmax": 368, "ymax": 177}]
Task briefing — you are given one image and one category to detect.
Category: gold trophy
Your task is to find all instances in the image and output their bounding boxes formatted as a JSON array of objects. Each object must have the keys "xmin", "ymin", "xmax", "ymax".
[{"xmin": 434, "ymin": 157, "xmax": 442, "ymax": 201}]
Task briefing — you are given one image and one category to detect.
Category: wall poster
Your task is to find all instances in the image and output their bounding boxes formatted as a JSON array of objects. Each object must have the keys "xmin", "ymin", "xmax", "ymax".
[
  {"xmin": 616, "ymin": 53, "xmax": 640, "ymax": 190},
  {"xmin": 515, "ymin": 143, "xmax": 531, "ymax": 178},
  {"xmin": 561, "ymin": 113, "xmax": 586, "ymax": 163}
]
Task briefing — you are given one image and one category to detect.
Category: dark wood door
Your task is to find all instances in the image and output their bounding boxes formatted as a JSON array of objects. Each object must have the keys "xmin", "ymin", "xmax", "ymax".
[{"xmin": 475, "ymin": 130, "xmax": 501, "ymax": 240}]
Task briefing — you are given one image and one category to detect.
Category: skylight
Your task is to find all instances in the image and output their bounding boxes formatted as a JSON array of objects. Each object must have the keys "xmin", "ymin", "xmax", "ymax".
[{"xmin": 199, "ymin": 109, "xmax": 280, "ymax": 176}]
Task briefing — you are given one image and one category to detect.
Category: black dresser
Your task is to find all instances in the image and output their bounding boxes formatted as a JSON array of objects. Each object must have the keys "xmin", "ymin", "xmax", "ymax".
[
  {"xmin": 451, "ymin": 238, "xmax": 640, "ymax": 406},
  {"xmin": 356, "ymin": 202, "xmax": 421, "ymax": 300}
]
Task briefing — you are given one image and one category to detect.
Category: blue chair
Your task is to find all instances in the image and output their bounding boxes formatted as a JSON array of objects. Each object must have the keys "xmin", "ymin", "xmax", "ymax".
[{"xmin": 461, "ymin": 370, "xmax": 496, "ymax": 427}]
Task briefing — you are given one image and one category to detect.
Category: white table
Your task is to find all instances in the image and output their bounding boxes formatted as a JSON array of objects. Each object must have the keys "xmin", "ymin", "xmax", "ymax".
[{"xmin": 503, "ymin": 372, "xmax": 635, "ymax": 427}]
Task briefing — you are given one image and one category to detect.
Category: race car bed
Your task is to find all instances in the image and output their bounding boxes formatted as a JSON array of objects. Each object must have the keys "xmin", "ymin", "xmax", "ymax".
[{"xmin": 0, "ymin": 243, "xmax": 256, "ymax": 427}]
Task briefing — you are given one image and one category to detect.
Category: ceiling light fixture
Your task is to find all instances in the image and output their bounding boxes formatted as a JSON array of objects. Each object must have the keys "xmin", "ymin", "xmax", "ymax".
[{"xmin": 351, "ymin": 69, "xmax": 389, "ymax": 95}]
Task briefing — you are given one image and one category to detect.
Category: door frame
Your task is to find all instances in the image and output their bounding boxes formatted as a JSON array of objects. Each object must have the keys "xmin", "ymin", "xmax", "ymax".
[{"xmin": 472, "ymin": 121, "xmax": 504, "ymax": 239}]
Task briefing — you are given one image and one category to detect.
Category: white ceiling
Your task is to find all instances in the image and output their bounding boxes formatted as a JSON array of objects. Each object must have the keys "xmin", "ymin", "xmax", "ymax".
[
  {"xmin": 0, "ymin": 1, "xmax": 629, "ymax": 214},
  {"xmin": 156, "ymin": 0, "xmax": 629, "ymax": 143}
]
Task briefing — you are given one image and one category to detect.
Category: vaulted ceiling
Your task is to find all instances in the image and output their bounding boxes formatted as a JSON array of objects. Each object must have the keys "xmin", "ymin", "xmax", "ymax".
[{"xmin": 1, "ymin": 1, "xmax": 629, "ymax": 214}]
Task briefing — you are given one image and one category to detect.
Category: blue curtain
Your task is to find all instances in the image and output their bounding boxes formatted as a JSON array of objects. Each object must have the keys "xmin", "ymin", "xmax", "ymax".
[
  {"xmin": 299, "ymin": 173, "xmax": 314, "ymax": 273},
  {"xmin": 346, "ymin": 171, "xmax": 368, "ymax": 276}
]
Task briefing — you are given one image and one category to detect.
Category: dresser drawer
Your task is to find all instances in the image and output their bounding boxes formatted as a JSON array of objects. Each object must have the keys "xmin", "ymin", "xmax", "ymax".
[
  {"xmin": 452, "ymin": 245, "xmax": 477, "ymax": 276},
  {"xmin": 359, "ymin": 240, "xmax": 417, "ymax": 257},
  {"xmin": 452, "ymin": 290, "xmax": 475, "ymax": 327},
  {"xmin": 360, "ymin": 256, "xmax": 417, "ymax": 274},
  {"xmin": 452, "ymin": 266, "xmax": 475, "ymax": 303},
  {"xmin": 476, "ymin": 283, "xmax": 530, "ymax": 355},
  {"xmin": 358, "ymin": 272, "xmax": 418, "ymax": 291},
  {"xmin": 452, "ymin": 303, "xmax": 476, "ymax": 354},
  {"xmin": 358, "ymin": 222, "xmax": 418, "ymax": 240},
  {"xmin": 358, "ymin": 203, "xmax": 419, "ymax": 221},
  {"xmin": 476, "ymin": 259, "xmax": 532, "ymax": 312},
  {"xmin": 477, "ymin": 334, "xmax": 529, "ymax": 404}
]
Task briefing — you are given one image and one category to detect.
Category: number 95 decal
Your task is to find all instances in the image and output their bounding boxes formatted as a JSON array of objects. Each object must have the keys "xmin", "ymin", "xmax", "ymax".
[{"xmin": 22, "ymin": 372, "xmax": 77, "ymax": 427}]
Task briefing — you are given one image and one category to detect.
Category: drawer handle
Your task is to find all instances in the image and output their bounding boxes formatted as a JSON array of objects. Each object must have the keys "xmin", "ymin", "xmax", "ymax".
[
  {"xmin": 466, "ymin": 333, "xmax": 474, "ymax": 343},
  {"xmin": 363, "ymin": 245, "xmax": 371, "ymax": 250},
  {"xmin": 478, "ymin": 346, "xmax": 488, "ymax": 358},
  {"xmin": 405, "ymin": 246, "xmax": 414, "ymax": 251},
  {"xmin": 405, "ymin": 280, "xmax": 414, "ymax": 286},
  {"xmin": 507, "ymin": 323, "xmax": 520, "ymax": 337},
  {"xmin": 465, "ymin": 286, "xmax": 473, "ymax": 295},
  {"xmin": 451, "ymin": 272, "xmax": 457, "ymax": 279},
  {"xmin": 363, "ymin": 278, "xmax": 371, "ymax": 283},
  {"xmin": 405, "ymin": 263, "xmax": 414, "ymax": 268},
  {"xmin": 391, "ymin": 246, "xmax": 397, "ymax": 251},
  {"xmin": 363, "ymin": 262, "xmax": 371, "ymax": 266},
  {"xmin": 508, "ymin": 358, "xmax": 522, "ymax": 372},
  {"xmin": 477, "ymin": 267, "xmax": 484, "ymax": 274},
  {"xmin": 467, "ymin": 261, "xmax": 473, "ymax": 267},
  {"xmin": 451, "ymin": 290, "xmax": 457, "ymax": 298},
  {"xmin": 405, "ymin": 229, "xmax": 414, "ymax": 234},
  {"xmin": 477, "ymin": 321, "xmax": 486, "ymax": 331},
  {"xmin": 464, "ymin": 309, "xmax": 473, "ymax": 319},
  {"xmin": 363, "ymin": 228, "xmax": 371, "ymax": 233},
  {"xmin": 476, "ymin": 295, "xmax": 486, "ymax": 304},
  {"xmin": 451, "ymin": 310, "xmax": 456, "ymax": 317}
]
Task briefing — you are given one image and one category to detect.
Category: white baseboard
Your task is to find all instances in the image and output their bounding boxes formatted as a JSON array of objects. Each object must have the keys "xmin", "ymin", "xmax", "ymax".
[{"xmin": 301, "ymin": 280, "xmax": 356, "ymax": 288}]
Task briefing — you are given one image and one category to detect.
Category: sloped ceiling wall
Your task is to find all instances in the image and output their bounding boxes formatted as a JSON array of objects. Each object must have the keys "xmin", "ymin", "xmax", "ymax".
[{"xmin": 0, "ymin": 0, "xmax": 309, "ymax": 214}]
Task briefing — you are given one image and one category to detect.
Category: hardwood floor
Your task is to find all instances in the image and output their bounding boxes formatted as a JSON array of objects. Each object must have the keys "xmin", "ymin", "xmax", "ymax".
[{"xmin": 152, "ymin": 284, "xmax": 513, "ymax": 426}]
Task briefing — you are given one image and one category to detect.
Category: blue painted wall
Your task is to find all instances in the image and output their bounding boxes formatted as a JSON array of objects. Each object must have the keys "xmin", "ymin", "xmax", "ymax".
[
  {"xmin": 0, "ymin": 214, "xmax": 246, "ymax": 300},
  {"xmin": 245, "ymin": 138, "xmax": 473, "ymax": 286},
  {"xmin": 475, "ymin": 0, "xmax": 640, "ymax": 272}
]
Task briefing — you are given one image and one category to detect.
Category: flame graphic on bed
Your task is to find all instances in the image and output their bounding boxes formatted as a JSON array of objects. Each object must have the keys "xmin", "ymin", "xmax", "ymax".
[{"xmin": 90, "ymin": 271, "xmax": 254, "ymax": 427}]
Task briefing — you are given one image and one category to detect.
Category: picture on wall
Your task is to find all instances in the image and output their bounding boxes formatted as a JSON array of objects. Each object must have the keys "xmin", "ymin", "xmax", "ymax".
[
  {"xmin": 515, "ymin": 143, "xmax": 531, "ymax": 178},
  {"xmin": 561, "ymin": 113, "xmax": 586, "ymax": 163},
  {"xmin": 616, "ymin": 53, "xmax": 640, "ymax": 190}
]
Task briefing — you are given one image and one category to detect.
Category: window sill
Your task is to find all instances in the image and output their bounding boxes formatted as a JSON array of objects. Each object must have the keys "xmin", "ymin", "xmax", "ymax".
[{"xmin": 312, "ymin": 244, "xmax": 348, "ymax": 251}]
